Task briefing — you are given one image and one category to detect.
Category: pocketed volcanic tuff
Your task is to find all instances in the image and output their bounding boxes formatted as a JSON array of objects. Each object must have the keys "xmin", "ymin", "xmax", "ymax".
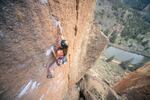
[{"xmin": 0, "ymin": 0, "xmax": 108, "ymax": 99}]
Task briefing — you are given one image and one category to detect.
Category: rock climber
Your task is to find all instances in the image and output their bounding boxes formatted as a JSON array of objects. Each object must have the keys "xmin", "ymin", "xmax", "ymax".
[{"xmin": 46, "ymin": 21, "xmax": 68, "ymax": 79}]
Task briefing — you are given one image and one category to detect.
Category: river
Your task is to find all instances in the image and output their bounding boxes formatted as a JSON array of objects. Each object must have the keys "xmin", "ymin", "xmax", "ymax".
[{"xmin": 104, "ymin": 47, "xmax": 150, "ymax": 65}]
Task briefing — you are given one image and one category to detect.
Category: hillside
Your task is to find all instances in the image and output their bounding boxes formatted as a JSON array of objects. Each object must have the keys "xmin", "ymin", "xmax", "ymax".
[
  {"xmin": 95, "ymin": 0, "xmax": 150, "ymax": 56},
  {"xmin": 121, "ymin": 0, "xmax": 150, "ymax": 10}
]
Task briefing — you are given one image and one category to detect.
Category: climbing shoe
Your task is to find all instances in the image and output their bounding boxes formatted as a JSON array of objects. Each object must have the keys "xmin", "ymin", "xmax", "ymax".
[{"xmin": 47, "ymin": 73, "xmax": 54, "ymax": 79}]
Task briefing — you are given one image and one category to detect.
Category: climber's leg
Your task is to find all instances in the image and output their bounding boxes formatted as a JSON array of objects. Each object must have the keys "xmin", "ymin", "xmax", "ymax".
[
  {"xmin": 46, "ymin": 45, "xmax": 56, "ymax": 78},
  {"xmin": 47, "ymin": 62, "xmax": 54, "ymax": 78},
  {"xmin": 47, "ymin": 61, "xmax": 58, "ymax": 78}
]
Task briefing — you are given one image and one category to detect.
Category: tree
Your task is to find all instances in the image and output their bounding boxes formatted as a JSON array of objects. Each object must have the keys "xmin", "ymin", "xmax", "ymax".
[
  {"xmin": 119, "ymin": 58, "xmax": 133, "ymax": 70},
  {"xmin": 106, "ymin": 56, "xmax": 115, "ymax": 62}
]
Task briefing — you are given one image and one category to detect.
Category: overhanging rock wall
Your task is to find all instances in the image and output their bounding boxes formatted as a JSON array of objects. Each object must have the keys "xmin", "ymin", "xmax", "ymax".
[{"xmin": 0, "ymin": 0, "xmax": 108, "ymax": 100}]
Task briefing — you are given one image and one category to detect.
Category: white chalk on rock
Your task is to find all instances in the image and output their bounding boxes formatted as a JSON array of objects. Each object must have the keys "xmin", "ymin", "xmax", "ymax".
[
  {"xmin": 39, "ymin": 0, "xmax": 48, "ymax": 5},
  {"xmin": 17, "ymin": 80, "xmax": 40, "ymax": 98},
  {"xmin": 51, "ymin": 16, "xmax": 63, "ymax": 33},
  {"xmin": 31, "ymin": 81, "xmax": 37, "ymax": 90},
  {"xmin": 46, "ymin": 48, "xmax": 52, "ymax": 56},
  {"xmin": 17, "ymin": 80, "xmax": 33, "ymax": 98}
]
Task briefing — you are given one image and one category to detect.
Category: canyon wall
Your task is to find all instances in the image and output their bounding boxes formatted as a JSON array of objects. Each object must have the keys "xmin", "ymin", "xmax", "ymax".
[{"xmin": 0, "ymin": 0, "xmax": 108, "ymax": 100}]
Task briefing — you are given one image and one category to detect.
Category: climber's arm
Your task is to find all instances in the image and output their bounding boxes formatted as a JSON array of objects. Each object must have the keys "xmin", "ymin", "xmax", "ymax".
[
  {"xmin": 51, "ymin": 46, "xmax": 57, "ymax": 58},
  {"xmin": 57, "ymin": 26, "xmax": 64, "ymax": 37},
  {"xmin": 57, "ymin": 25, "xmax": 61, "ymax": 35},
  {"xmin": 56, "ymin": 26, "xmax": 64, "ymax": 47}
]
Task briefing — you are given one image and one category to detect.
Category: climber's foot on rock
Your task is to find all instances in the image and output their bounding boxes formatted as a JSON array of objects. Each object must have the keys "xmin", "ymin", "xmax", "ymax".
[{"xmin": 47, "ymin": 73, "xmax": 54, "ymax": 79}]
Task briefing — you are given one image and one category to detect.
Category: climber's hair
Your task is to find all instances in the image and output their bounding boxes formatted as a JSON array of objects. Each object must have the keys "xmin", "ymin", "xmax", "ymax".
[{"xmin": 61, "ymin": 40, "xmax": 68, "ymax": 49}]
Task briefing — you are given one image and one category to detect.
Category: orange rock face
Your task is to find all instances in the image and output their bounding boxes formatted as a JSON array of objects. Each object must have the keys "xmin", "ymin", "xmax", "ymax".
[
  {"xmin": 0, "ymin": 0, "xmax": 108, "ymax": 100},
  {"xmin": 114, "ymin": 63, "xmax": 150, "ymax": 100}
]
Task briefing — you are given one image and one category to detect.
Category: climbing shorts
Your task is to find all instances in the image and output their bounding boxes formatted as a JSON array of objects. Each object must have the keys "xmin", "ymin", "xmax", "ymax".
[{"xmin": 56, "ymin": 56, "xmax": 67, "ymax": 66}]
